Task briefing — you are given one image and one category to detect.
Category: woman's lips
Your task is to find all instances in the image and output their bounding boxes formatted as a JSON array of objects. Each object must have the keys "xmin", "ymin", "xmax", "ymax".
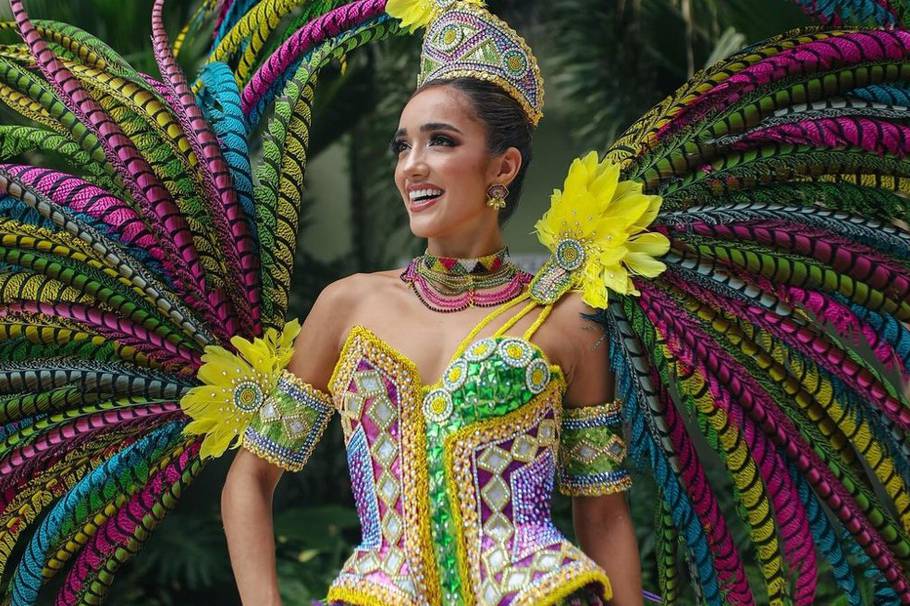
[{"xmin": 409, "ymin": 193, "xmax": 443, "ymax": 212}]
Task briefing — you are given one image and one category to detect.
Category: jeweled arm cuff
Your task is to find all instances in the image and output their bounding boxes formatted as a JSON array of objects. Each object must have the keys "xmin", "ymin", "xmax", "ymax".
[
  {"xmin": 558, "ymin": 400, "xmax": 631, "ymax": 496},
  {"xmin": 240, "ymin": 369, "xmax": 334, "ymax": 472}
]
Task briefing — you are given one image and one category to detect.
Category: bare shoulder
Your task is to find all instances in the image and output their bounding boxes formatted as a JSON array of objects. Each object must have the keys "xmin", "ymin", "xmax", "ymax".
[
  {"xmin": 547, "ymin": 292, "xmax": 613, "ymax": 407},
  {"xmin": 304, "ymin": 270, "xmax": 405, "ymax": 342},
  {"xmin": 288, "ymin": 271, "xmax": 399, "ymax": 392},
  {"xmin": 311, "ymin": 270, "xmax": 400, "ymax": 317},
  {"xmin": 548, "ymin": 291, "xmax": 607, "ymax": 350}
]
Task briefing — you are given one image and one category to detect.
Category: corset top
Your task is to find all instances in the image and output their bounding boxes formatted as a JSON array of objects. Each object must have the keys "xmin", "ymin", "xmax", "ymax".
[{"xmin": 326, "ymin": 319, "xmax": 610, "ymax": 606}]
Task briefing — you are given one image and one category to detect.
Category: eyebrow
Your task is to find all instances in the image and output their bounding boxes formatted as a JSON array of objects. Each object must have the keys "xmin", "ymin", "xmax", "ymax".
[{"xmin": 393, "ymin": 122, "xmax": 463, "ymax": 138}]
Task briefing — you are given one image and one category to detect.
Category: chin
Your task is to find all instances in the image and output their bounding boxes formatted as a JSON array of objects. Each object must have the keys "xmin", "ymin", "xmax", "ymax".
[
  {"xmin": 407, "ymin": 215, "xmax": 438, "ymax": 239},
  {"xmin": 405, "ymin": 205, "xmax": 446, "ymax": 238}
]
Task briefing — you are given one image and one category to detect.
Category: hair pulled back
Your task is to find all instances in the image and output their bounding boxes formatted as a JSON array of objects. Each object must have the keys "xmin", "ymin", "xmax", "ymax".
[{"xmin": 416, "ymin": 77, "xmax": 534, "ymax": 224}]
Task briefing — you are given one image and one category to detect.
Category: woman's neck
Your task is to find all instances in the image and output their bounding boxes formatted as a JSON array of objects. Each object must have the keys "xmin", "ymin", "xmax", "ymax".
[{"xmin": 425, "ymin": 227, "xmax": 505, "ymax": 259}]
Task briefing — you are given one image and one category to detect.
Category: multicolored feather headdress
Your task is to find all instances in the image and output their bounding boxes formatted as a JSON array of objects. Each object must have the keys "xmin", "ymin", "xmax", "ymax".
[{"xmin": 386, "ymin": 0, "xmax": 544, "ymax": 125}]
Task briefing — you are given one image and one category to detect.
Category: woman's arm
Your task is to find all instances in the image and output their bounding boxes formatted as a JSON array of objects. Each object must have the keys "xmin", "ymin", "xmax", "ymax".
[
  {"xmin": 556, "ymin": 294, "xmax": 643, "ymax": 606},
  {"xmin": 573, "ymin": 494, "xmax": 642, "ymax": 606},
  {"xmin": 223, "ymin": 449, "xmax": 284, "ymax": 605},
  {"xmin": 221, "ymin": 276, "xmax": 359, "ymax": 605}
]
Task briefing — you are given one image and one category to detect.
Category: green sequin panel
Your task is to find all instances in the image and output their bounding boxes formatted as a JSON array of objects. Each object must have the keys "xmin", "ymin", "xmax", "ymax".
[{"xmin": 424, "ymin": 338, "xmax": 552, "ymax": 605}]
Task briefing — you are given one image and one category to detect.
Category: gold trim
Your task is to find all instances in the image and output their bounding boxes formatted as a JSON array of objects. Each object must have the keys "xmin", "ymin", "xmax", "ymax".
[
  {"xmin": 327, "ymin": 579, "xmax": 419, "ymax": 606},
  {"xmin": 239, "ymin": 371, "xmax": 334, "ymax": 472},
  {"xmin": 418, "ymin": 4, "xmax": 544, "ymax": 125},
  {"xmin": 278, "ymin": 368, "xmax": 333, "ymax": 404},
  {"xmin": 563, "ymin": 398, "xmax": 623, "ymax": 420},
  {"xmin": 239, "ymin": 433, "xmax": 305, "ymax": 472},
  {"xmin": 513, "ymin": 566, "xmax": 612, "ymax": 606},
  {"xmin": 560, "ymin": 475, "xmax": 633, "ymax": 497}
]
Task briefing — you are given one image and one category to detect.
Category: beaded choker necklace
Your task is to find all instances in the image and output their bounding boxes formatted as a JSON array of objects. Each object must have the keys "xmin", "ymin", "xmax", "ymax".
[{"xmin": 400, "ymin": 247, "xmax": 531, "ymax": 312}]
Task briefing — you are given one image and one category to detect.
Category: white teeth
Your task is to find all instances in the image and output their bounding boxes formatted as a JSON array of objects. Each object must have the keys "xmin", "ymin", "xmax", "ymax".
[{"xmin": 409, "ymin": 188, "xmax": 444, "ymax": 201}]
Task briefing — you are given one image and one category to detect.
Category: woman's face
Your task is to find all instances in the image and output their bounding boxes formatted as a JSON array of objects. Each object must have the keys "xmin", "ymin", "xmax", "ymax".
[{"xmin": 392, "ymin": 85, "xmax": 501, "ymax": 240}]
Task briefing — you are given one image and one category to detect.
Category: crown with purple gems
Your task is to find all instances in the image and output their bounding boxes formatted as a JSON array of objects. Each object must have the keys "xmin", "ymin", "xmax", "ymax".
[{"xmin": 386, "ymin": 0, "xmax": 544, "ymax": 126}]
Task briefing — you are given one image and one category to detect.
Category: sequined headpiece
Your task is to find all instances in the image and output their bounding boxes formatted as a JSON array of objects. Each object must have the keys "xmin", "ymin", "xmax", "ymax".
[{"xmin": 386, "ymin": 0, "xmax": 544, "ymax": 125}]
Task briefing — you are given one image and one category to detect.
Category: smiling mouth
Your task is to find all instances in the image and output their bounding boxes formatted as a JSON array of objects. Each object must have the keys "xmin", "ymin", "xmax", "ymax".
[{"xmin": 408, "ymin": 189, "xmax": 445, "ymax": 209}]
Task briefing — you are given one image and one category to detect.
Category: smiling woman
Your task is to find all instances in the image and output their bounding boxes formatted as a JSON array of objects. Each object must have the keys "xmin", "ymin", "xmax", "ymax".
[
  {"xmin": 2, "ymin": 0, "xmax": 909, "ymax": 604},
  {"xmin": 221, "ymin": 1, "xmax": 644, "ymax": 603},
  {"xmin": 392, "ymin": 84, "xmax": 521, "ymax": 252},
  {"xmin": 397, "ymin": 76, "xmax": 535, "ymax": 223}
]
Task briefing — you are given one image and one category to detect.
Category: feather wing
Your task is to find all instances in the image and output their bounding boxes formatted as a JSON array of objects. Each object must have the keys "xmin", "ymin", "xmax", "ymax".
[{"xmin": 600, "ymin": 23, "xmax": 910, "ymax": 605}]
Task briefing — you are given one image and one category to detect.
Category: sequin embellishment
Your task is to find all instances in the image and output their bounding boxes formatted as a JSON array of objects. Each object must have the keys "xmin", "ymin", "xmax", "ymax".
[
  {"xmin": 525, "ymin": 359, "xmax": 551, "ymax": 394},
  {"xmin": 424, "ymin": 388, "xmax": 455, "ymax": 422},
  {"xmin": 558, "ymin": 400, "xmax": 632, "ymax": 496},
  {"xmin": 464, "ymin": 337, "xmax": 497, "ymax": 362},
  {"xmin": 497, "ymin": 338, "xmax": 534, "ymax": 368},
  {"xmin": 325, "ymin": 322, "xmax": 613, "ymax": 606},
  {"xmin": 556, "ymin": 238, "xmax": 585, "ymax": 271},
  {"xmin": 240, "ymin": 370, "xmax": 334, "ymax": 472},
  {"xmin": 232, "ymin": 380, "xmax": 264, "ymax": 412},
  {"xmin": 443, "ymin": 359, "xmax": 468, "ymax": 391}
]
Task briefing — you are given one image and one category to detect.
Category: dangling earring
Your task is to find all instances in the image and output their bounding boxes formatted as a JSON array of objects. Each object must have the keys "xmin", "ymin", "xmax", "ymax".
[{"xmin": 486, "ymin": 183, "xmax": 509, "ymax": 210}]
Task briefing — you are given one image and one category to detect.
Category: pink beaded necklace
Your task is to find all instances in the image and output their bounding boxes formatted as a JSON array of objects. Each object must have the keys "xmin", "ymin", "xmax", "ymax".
[{"xmin": 400, "ymin": 247, "xmax": 531, "ymax": 313}]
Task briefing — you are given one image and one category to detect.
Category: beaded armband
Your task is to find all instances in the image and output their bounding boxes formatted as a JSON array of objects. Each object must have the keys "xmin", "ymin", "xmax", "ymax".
[
  {"xmin": 180, "ymin": 319, "xmax": 333, "ymax": 472},
  {"xmin": 558, "ymin": 400, "xmax": 632, "ymax": 496},
  {"xmin": 240, "ymin": 370, "xmax": 334, "ymax": 472}
]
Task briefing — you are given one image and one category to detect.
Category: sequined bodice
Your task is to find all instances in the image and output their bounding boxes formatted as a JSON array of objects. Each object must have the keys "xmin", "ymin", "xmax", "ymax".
[{"xmin": 326, "ymin": 321, "xmax": 609, "ymax": 606}]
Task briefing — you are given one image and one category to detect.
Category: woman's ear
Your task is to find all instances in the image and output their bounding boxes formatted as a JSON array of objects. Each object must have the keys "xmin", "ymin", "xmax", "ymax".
[{"xmin": 490, "ymin": 146, "xmax": 522, "ymax": 186}]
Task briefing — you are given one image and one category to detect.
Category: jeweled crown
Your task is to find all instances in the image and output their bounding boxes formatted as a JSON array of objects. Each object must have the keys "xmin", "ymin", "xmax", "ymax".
[{"xmin": 386, "ymin": 0, "xmax": 544, "ymax": 125}]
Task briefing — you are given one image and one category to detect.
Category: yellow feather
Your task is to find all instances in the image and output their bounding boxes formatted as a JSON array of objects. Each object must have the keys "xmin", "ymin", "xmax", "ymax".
[
  {"xmin": 533, "ymin": 151, "xmax": 669, "ymax": 309},
  {"xmin": 385, "ymin": 0, "xmax": 486, "ymax": 33},
  {"xmin": 180, "ymin": 320, "xmax": 303, "ymax": 459}
]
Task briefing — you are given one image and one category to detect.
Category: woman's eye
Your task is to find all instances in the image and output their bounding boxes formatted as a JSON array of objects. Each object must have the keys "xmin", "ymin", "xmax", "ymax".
[
  {"xmin": 430, "ymin": 135, "xmax": 455, "ymax": 146},
  {"xmin": 390, "ymin": 139, "xmax": 409, "ymax": 154}
]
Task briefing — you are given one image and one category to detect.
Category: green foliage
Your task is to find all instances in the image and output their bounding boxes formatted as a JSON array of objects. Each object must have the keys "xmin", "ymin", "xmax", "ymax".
[
  {"xmin": 345, "ymin": 37, "xmax": 425, "ymax": 270},
  {"xmin": 540, "ymin": 0, "xmax": 807, "ymax": 150},
  {"xmin": 274, "ymin": 506, "xmax": 362, "ymax": 604}
]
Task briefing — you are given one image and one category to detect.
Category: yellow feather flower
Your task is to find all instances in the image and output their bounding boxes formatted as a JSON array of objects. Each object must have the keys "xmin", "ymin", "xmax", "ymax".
[
  {"xmin": 385, "ymin": 0, "xmax": 486, "ymax": 33},
  {"xmin": 532, "ymin": 151, "xmax": 669, "ymax": 309},
  {"xmin": 180, "ymin": 320, "xmax": 301, "ymax": 460}
]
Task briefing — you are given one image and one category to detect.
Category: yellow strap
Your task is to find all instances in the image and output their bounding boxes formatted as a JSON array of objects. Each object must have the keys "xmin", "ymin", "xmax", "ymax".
[
  {"xmin": 521, "ymin": 304, "xmax": 554, "ymax": 341},
  {"xmin": 448, "ymin": 291, "xmax": 530, "ymax": 360},
  {"xmin": 450, "ymin": 291, "xmax": 556, "ymax": 354},
  {"xmin": 493, "ymin": 300, "xmax": 537, "ymax": 337}
]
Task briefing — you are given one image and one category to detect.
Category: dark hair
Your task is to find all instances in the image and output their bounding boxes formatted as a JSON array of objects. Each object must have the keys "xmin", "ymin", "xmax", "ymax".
[{"xmin": 415, "ymin": 77, "xmax": 534, "ymax": 224}]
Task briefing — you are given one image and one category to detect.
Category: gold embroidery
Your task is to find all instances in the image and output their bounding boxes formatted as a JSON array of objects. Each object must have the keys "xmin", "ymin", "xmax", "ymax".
[
  {"xmin": 512, "ymin": 565, "xmax": 612, "ymax": 606},
  {"xmin": 446, "ymin": 387, "xmax": 561, "ymax": 604},
  {"xmin": 327, "ymin": 578, "xmax": 420, "ymax": 606}
]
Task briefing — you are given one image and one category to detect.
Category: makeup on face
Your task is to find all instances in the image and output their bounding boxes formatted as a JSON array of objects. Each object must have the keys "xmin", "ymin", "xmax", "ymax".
[{"xmin": 392, "ymin": 87, "xmax": 496, "ymax": 239}]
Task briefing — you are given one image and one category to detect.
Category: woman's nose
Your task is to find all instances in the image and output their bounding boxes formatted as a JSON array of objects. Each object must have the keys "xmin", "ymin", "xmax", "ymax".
[{"xmin": 401, "ymin": 148, "xmax": 429, "ymax": 177}]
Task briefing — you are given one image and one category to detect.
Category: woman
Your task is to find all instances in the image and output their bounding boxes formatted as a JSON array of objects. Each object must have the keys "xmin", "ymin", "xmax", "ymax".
[
  {"xmin": 222, "ymin": 68, "xmax": 642, "ymax": 606},
  {"xmin": 1, "ymin": 0, "xmax": 908, "ymax": 604}
]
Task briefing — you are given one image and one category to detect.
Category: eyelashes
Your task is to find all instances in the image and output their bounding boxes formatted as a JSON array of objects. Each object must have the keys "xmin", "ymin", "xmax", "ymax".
[
  {"xmin": 389, "ymin": 135, "xmax": 457, "ymax": 155},
  {"xmin": 389, "ymin": 138, "xmax": 407, "ymax": 155}
]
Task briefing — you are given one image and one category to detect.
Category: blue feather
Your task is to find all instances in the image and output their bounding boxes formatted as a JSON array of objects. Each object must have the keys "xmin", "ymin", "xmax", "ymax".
[
  {"xmin": 791, "ymin": 0, "xmax": 902, "ymax": 25},
  {"xmin": 837, "ymin": 297, "xmax": 910, "ymax": 377},
  {"xmin": 605, "ymin": 306, "xmax": 724, "ymax": 606},
  {"xmin": 787, "ymin": 460, "xmax": 864, "ymax": 605},
  {"xmin": 196, "ymin": 62, "xmax": 257, "ymax": 245},
  {"xmin": 210, "ymin": 0, "xmax": 260, "ymax": 54},
  {"xmin": 0, "ymin": 194, "xmax": 166, "ymax": 277},
  {"xmin": 9, "ymin": 422, "xmax": 182, "ymax": 605},
  {"xmin": 849, "ymin": 83, "xmax": 910, "ymax": 106}
]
